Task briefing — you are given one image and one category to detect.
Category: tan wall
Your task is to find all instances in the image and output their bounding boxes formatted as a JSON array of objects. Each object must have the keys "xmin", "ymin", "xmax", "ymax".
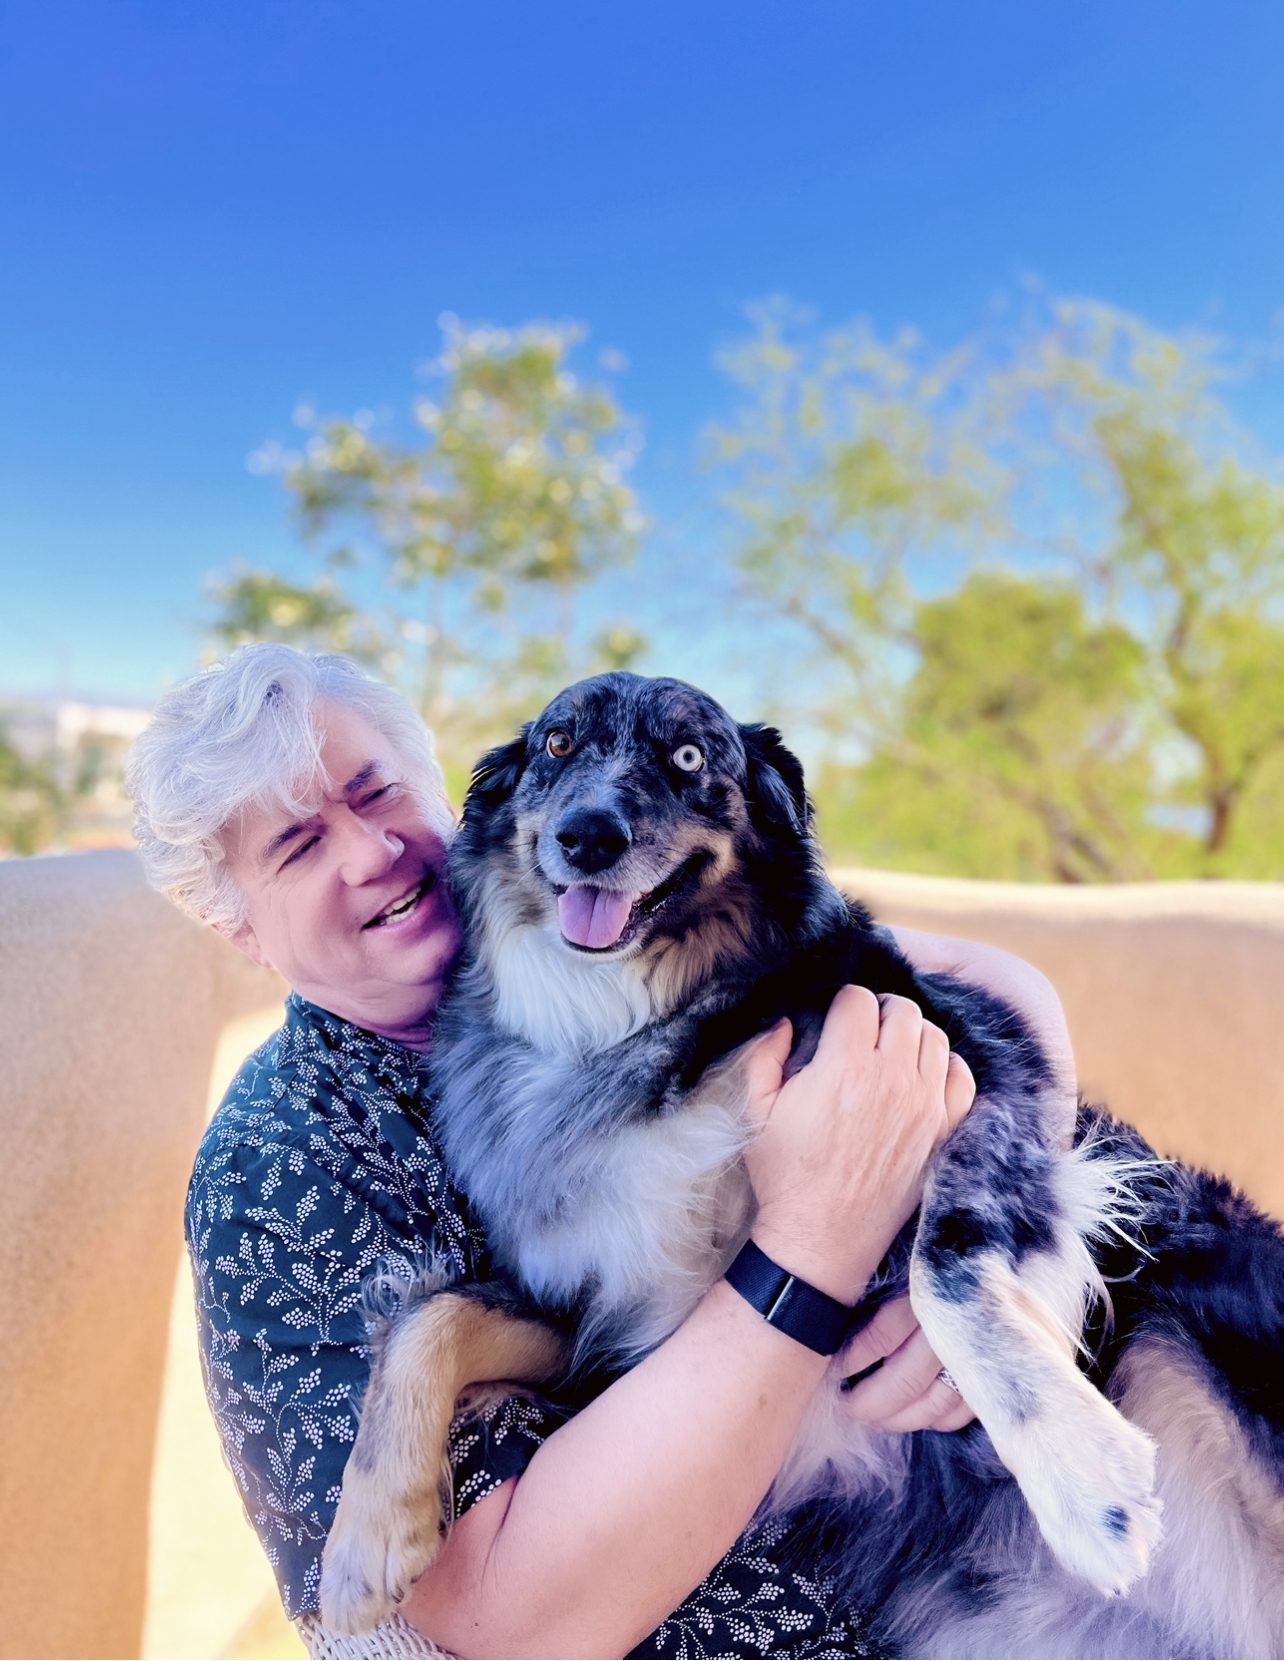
[
  {"xmin": 0, "ymin": 851, "xmax": 1279, "ymax": 1659},
  {"xmin": 0, "ymin": 852, "xmax": 282, "ymax": 1661}
]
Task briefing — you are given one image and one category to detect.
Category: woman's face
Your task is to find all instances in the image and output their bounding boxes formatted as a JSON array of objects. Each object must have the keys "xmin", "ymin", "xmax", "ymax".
[{"xmin": 221, "ymin": 700, "xmax": 463, "ymax": 1042}]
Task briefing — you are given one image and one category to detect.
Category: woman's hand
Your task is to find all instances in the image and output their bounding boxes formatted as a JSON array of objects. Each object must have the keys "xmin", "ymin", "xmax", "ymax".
[
  {"xmin": 890, "ymin": 926, "xmax": 1077, "ymax": 1145},
  {"xmin": 742, "ymin": 988, "xmax": 976, "ymax": 1304},
  {"xmin": 840, "ymin": 1294, "xmax": 976, "ymax": 1432}
]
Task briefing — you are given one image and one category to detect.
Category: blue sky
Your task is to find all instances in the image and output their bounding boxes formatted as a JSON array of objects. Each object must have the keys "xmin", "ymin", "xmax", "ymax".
[{"xmin": 2, "ymin": 0, "xmax": 1282, "ymax": 706}]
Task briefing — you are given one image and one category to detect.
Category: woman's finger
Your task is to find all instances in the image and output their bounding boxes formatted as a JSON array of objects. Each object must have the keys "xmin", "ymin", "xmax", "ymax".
[
  {"xmin": 810, "ymin": 984, "xmax": 881, "ymax": 1074},
  {"xmin": 843, "ymin": 1327, "xmax": 942, "ymax": 1424},
  {"xmin": 879, "ymin": 1372, "xmax": 976, "ymax": 1434},
  {"xmin": 740, "ymin": 1019, "xmax": 793, "ymax": 1129},
  {"xmin": 840, "ymin": 1295, "xmax": 919, "ymax": 1380},
  {"xmin": 916, "ymin": 1018, "xmax": 950, "ymax": 1080},
  {"xmin": 874, "ymin": 993, "xmax": 923, "ymax": 1057},
  {"xmin": 942, "ymin": 1052, "xmax": 976, "ymax": 1129},
  {"xmin": 928, "ymin": 1392, "xmax": 978, "ymax": 1433}
]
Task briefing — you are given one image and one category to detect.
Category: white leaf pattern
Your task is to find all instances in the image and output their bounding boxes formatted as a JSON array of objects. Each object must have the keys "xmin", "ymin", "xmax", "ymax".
[{"xmin": 185, "ymin": 994, "xmax": 873, "ymax": 1655}]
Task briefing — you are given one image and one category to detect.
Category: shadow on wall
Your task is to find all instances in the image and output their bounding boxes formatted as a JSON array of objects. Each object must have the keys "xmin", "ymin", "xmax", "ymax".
[{"xmin": 0, "ymin": 850, "xmax": 1280, "ymax": 1660}]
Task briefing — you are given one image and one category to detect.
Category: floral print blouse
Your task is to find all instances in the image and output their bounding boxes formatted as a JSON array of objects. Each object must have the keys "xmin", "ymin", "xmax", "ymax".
[{"xmin": 185, "ymin": 994, "xmax": 873, "ymax": 1658}]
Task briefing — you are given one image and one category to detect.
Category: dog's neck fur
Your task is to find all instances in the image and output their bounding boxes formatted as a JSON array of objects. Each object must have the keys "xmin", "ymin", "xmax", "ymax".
[
  {"xmin": 488, "ymin": 911, "xmax": 658, "ymax": 1055},
  {"xmin": 471, "ymin": 896, "xmax": 737, "ymax": 1049}
]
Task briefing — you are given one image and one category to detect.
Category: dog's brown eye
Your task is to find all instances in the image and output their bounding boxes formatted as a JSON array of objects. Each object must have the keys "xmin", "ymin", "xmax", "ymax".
[
  {"xmin": 546, "ymin": 730, "xmax": 574, "ymax": 759},
  {"xmin": 672, "ymin": 743, "xmax": 704, "ymax": 773}
]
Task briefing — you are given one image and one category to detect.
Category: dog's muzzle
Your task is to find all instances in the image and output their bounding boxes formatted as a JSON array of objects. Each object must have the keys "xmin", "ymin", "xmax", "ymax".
[{"xmin": 552, "ymin": 850, "xmax": 710, "ymax": 953}]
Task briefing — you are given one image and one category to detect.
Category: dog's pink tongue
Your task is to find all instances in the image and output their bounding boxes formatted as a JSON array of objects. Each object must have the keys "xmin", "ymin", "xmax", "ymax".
[{"xmin": 558, "ymin": 886, "xmax": 637, "ymax": 949}]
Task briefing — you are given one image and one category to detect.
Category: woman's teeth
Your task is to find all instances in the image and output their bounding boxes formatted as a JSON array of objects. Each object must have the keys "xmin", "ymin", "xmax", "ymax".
[{"xmin": 368, "ymin": 874, "xmax": 433, "ymax": 928}]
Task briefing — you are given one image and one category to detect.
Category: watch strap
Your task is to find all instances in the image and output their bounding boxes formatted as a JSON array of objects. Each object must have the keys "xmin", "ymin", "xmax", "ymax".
[{"xmin": 723, "ymin": 1237, "xmax": 854, "ymax": 1356}]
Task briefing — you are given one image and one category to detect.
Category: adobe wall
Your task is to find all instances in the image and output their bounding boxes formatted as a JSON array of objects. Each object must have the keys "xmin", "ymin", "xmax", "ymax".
[
  {"xmin": 1, "ymin": 851, "xmax": 1278, "ymax": 1657},
  {"xmin": 0, "ymin": 852, "xmax": 280, "ymax": 1660}
]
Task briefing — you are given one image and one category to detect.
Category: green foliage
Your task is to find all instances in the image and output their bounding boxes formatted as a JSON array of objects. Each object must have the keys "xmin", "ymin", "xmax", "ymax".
[
  {"xmin": 0, "ymin": 724, "xmax": 76, "ymax": 857},
  {"xmin": 1027, "ymin": 304, "xmax": 1284, "ymax": 872},
  {"xmin": 201, "ymin": 295, "xmax": 1283, "ymax": 882},
  {"xmin": 843, "ymin": 572, "xmax": 1161, "ymax": 881},
  {"xmin": 209, "ymin": 318, "xmax": 645, "ymax": 765},
  {"xmin": 206, "ymin": 568, "xmax": 391, "ymax": 667},
  {"xmin": 716, "ymin": 297, "xmax": 1284, "ymax": 880},
  {"xmin": 710, "ymin": 302, "xmax": 1001, "ymax": 722},
  {"xmin": 289, "ymin": 319, "xmax": 639, "ymax": 597}
]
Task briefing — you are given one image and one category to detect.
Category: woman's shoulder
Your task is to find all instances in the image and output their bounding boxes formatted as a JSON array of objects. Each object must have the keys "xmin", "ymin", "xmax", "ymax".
[{"xmin": 187, "ymin": 996, "xmax": 488, "ymax": 1277}]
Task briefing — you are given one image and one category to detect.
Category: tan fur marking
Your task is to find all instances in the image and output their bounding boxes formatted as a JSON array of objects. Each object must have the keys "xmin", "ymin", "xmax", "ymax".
[
  {"xmin": 1005, "ymin": 1275, "xmax": 1081, "ymax": 1363},
  {"xmin": 1113, "ymin": 1339, "xmax": 1284, "ymax": 1655},
  {"xmin": 319, "ymin": 1297, "xmax": 566, "ymax": 1635}
]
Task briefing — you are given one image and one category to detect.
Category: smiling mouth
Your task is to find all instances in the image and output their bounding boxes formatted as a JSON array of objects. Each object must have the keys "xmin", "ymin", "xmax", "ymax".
[
  {"xmin": 363, "ymin": 870, "xmax": 437, "ymax": 930},
  {"xmin": 554, "ymin": 852, "xmax": 707, "ymax": 953}
]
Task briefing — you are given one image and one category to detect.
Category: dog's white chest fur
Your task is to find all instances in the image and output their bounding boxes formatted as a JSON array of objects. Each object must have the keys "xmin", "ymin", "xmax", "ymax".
[
  {"xmin": 515, "ymin": 1082, "xmax": 754, "ymax": 1356},
  {"xmin": 474, "ymin": 932, "xmax": 899, "ymax": 1521},
  {"xmin": 480, "ymin": 922, "xmax": 755, "ymax": 1355},
  {"xmin": 487, "ymin": 906, "xmax": 657, "ymax": 1054}
]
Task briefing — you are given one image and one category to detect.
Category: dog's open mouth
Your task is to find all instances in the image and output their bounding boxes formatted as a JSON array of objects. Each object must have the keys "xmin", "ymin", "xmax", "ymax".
[{"xmin": 555, "ymin": 853, "xmax": 706, "ymax": 952}]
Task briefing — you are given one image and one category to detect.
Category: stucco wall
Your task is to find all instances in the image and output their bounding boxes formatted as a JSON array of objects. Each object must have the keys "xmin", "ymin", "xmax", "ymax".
[
  {"xmin": 0, "ymin": 852, "xmax": 282, "ymax": 1661},
  {"xmin": 0, "ymin": 851, "xmax": 1279, "ymax": 1659}
]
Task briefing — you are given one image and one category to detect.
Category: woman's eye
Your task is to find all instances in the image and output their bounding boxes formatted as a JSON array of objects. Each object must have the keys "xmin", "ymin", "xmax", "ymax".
[
  {"xmin": 281, "ymin": 836, "xmax": 319, "ymax": 870},
  {"xmin": 362, "ymin": 784, "xmax": 395, "ymax": 806},
  {"xmin": 672, "ymin": 743, "xmax": 704, "ymax": 773},
  {"xmin": 546, "ymin": 730, "xmax": 575, "ymax": 759}
]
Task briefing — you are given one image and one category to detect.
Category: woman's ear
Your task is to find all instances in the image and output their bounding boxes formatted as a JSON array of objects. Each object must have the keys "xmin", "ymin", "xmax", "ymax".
[
  {"xmin": 740, "ymin": 723, "xmax": 811, "ymax": 837},
  {"xmin": 213, "ymin": 915, "xmax": 272, "ymax": 970}
]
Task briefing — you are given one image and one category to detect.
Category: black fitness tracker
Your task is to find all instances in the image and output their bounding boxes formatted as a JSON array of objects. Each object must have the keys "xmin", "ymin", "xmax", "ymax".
[{"xmin": 723, "ymin": 1237, "xmax": 855, "ymax": 1356}]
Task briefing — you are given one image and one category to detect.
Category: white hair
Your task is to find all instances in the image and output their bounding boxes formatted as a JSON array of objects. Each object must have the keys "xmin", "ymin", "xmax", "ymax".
[{"xmin": 126, "ymin": 644, "xmax": 453, "ymax": 931}]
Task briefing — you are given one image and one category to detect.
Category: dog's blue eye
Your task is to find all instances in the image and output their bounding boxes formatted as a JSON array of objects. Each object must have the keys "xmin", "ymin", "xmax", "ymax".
[{"xmin": 672, "ymin": 743, "xmax": 704, "ymax": 773}]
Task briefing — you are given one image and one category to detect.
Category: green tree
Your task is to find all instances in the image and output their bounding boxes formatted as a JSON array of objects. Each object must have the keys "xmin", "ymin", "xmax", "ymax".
[
  {"xmin": 206, "ymin": 568, "xmax": 390, "ymax": 667},
  {"xmin": 836, "ymin": 573, "xmax": 1159, "ymax": 881},
  {"xmin": 1016, "ymin": 301, "xmax": 1284, "ymax": 875},
  {"xmin": 714, "ymin": 297, "xmax": 1284, "ymax": 880},
  {"xmin": 210, "ymin": 318, "xmax": 645, "ymax": 769},
  {"xmin": 0, "ymin": 724, "xmax": 81, "ymax": 857},
  {"xmin": 711, "ymin": 300, "xmax": 1001, "ymax": 730}
]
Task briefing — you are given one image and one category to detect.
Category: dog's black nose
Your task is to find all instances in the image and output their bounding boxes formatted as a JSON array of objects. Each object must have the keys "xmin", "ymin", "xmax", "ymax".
[{"xmin": 555, "ymin": 809, "xmax": 631, "ymax": 875}]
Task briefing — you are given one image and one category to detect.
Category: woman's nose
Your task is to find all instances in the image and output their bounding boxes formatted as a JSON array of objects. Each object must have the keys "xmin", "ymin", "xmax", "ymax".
[{"xmin": 337, "ymin": 812, "xmax": 404, "ymax": 884}]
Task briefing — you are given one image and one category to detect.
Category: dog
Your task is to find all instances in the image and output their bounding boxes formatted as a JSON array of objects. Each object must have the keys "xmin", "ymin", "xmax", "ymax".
[{"xmin": 321, "ymin": 672, "xmax": 1284, "ymax": 1657}]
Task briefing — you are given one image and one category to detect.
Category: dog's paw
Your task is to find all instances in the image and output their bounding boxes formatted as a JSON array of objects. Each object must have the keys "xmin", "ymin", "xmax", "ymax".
[
  {"xmin": 319, "ymin": 1466, "xmax": 444, "ymax": 1636},
  {"xmin": 1015, "ymin": 1378, "xmax": 1163, "ymax": 1598}
]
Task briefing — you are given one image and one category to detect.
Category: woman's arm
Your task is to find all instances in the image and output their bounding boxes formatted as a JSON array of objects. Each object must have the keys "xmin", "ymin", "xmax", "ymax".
[
  {"xmin": 404, "ymin": 990, "xmax": 974, "ymax": 1659},
  {"xmin": 407, "ymin": 1280, "xmax": 832, "ymax": 1659}
]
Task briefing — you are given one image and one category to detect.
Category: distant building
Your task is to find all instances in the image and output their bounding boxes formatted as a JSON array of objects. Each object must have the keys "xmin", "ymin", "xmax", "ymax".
[{"xmin": 0, "ymin": 695, "xmax": 152, "ymax": 852}]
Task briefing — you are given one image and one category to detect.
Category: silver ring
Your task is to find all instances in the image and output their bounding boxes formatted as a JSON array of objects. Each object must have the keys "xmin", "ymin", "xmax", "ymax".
[{"xmin": 936, "ymin": 1366, "xmax": 960, "ymax": 1393}]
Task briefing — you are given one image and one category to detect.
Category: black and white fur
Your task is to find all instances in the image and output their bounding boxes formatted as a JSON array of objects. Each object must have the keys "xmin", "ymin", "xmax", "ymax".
[{"xmin": 327, "ymin": 673, "xmax": 1284, "ymax": 1657}]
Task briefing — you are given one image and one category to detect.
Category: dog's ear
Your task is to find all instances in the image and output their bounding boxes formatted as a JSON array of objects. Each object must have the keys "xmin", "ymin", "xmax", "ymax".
[
  {"xmin": 466, "ymin": 726, "xmax": 530, "ymax": 815},
  {"xmin": 740, "ymin": 723, "xmax": 811, "ymax": 838}
]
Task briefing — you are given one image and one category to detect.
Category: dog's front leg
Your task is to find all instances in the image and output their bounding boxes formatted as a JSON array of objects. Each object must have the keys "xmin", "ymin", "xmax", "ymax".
[
  {"xmin": 319, "ymin": 1285, "xmax": 567, "ymax": 1636},
  {"xmin": 908, "ymin": 1094, "xmax": 1163, "ymax": 1598}
]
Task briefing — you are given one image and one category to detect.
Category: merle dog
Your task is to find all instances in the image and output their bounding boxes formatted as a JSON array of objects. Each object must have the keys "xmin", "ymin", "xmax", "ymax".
[{"xmin": 321, "ymin": 673, "xmax": 1284, "ymax": 1657}]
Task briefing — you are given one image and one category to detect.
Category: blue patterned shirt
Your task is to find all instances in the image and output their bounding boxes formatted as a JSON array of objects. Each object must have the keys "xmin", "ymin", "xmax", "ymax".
[{"xmin": 185, "ymin": 993, "xmax": 873, "ymax": 1657}]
